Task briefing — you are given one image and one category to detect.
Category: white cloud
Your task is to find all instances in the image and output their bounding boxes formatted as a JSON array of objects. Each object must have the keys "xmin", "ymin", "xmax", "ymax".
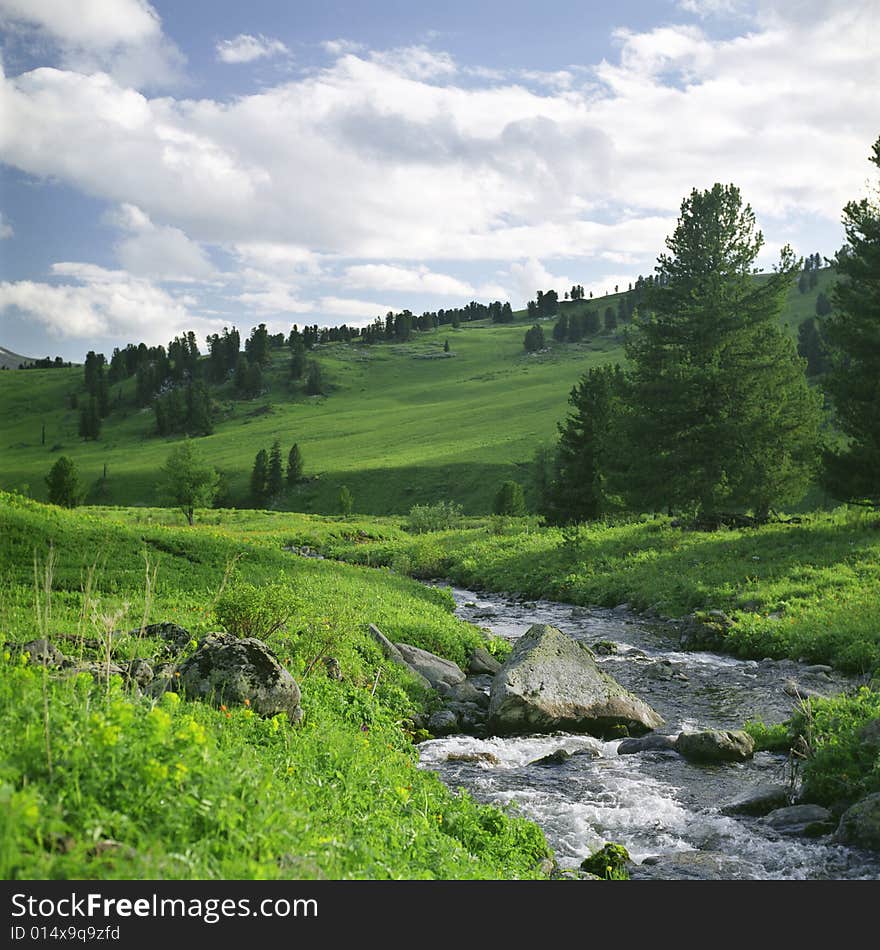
[
  {"xmin": 233, "ymin": 242, "xmax": 324, "ymax": 277},
  {"xmin": 368, "ymin": 46, "xmax": 457, "ymax": 80},
  {"xmin": 0, "ymin": 212, "xmax": 12, "ymax": 238},
  {"xmin": 343, "ymin": 264, "xmax": 476, "ymax": 297},
  {"xmin": 677, "ymin": 0, "xmax": 750, "ymax": 18},
  {"xmin": 0, "ymin": 0, "xmax": 184, "ymax": 88},
  {"xmin": 106, "ymin": 203, "xmax": 215, "ymax": 281},
  {"xmin": 0, "ymin": 0, "xmax": 160, "ymax": 49},
  {"xmin": 1, "ymin": 4, "xmax": 877, "ymax": 322},
  {"xmin": 318, "ymin": 297, "xmax": 391, "ymax": 319},
  {"xmin": 216, "ymin": 34, "xmax": 289, "ymax": 65},
  {"xmin": 0, "ymin": 263, "xmax": 216, "ymax": 342},
  {"xmin": 322, "ymin": 39, "xmax": 364, "ymax": 57},
  {"xmin": 508, "ymin": 259, "xmax": 573, "ymax": 304}
]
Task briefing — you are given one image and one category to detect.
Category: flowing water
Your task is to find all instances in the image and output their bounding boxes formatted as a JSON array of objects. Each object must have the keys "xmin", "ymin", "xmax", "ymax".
[{"xmin": 418, "ymin": 586, "xmax": 880, "ymax": 880}]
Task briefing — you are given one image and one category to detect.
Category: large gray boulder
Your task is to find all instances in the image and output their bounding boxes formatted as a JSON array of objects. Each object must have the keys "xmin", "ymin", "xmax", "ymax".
[
  {"xmin": 835, "ymin": 793, "xmax": 880, "ymax": 851},
  {"xmin": 631, "ymin": 850, "xmax": 762, "ymax": 881},
  {"xmin": 487, "ymin": 624, "xmax": 664, "ymax": 738},
  {"xmin": 395, "ymin": 642, "xmax": 466, "ymax": 688},
  {"xmin": 762, "ymin": 804, "xmax": 835, "ymax": 837},
  {"xmin": 617, "ymin": 734, "xmax": 678, "ymax": 755},
  {"xmin": 675, "ymin": 729, "xmax": 755, "ymax": 763},
  {"xmin": 468, "ymin": 646, "xmax": 503, "ymax": 675},
  {"xmin": 178, "ymin": 633, "xmax": 302, "ymax": 724}
]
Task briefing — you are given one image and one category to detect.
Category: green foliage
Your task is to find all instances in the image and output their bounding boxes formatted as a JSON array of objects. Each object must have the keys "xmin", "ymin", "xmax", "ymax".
[
  {"xmin": 287, "ymin": 443, "xmax": 304, "ymax": 484},
  {"xmin": 331, "ymin": 509, "xmax": 880, "ymax": 675},
  {"xmin": 791, "ymin": 688, "xmax": 880, "ymax": 807},
  {"xmin": 157, "ymin": 441, "xmax": 219, "ymax": 526},
  {"xmin": 543, "ymin": 364, "xmax": 626, "ymax": 524},
  {"xmin": 580, "ymin": 842, "xmax": 631, "ymax": 879},
  {"xmin": 78, "ymin": 397, "xmax": 101, "ymax": 441},
  {"xmin": 305, "ymin": 361, "xmax": 323, "ymax": 395},
  {"xmin": 213, "ymin": 575, "xmax": 297, "ymax": 640},
  {"xmin": 523, "ymin": 324, "xmax": 545, "ymax": 352},
  {"xmin": 267, "ymin": 439, "xmax": 284, "ymax": 498},
  {"xmin": 406, "ymin": 500, "xmax": 464, "ymax": 534},
  {"xmin": 0, "ymin": 493, "xmax": 551, "ymax": 879},
  {"xmin": 743, "ymin": 718, "xmax": 792, "ymax": 752},
  {"xmin": 823, "ymin": 135, "xmax": 880, "ymax": 507},
  {"xmin": 251, "ymin": 448, "xmax": 269, "ymax": 506},
  {"xmin": 45, "ymin": 456, "xmax": 80, "ymax": 508},
  {"xmin": 493, "ymin": 480, "xmax": 526, "ymax": 516},
  {"xmin": 0, "ymin": 270, "xmax": 838, "ymax": 516},
  {"xmin": 624, "ymin": 182, "xmax": 822, "ymax": 521},
  {"xmin": 339, "ymin": 485, "xmax": 353, "ymax": 516}
]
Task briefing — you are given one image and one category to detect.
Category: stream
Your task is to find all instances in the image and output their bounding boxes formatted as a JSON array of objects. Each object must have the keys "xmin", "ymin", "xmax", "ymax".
[{"xmin": 417, "ymin": 586, "xmax": 880, "ymax": 880}]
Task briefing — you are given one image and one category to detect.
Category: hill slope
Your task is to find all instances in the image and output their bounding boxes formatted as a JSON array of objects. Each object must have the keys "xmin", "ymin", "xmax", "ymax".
[
  {"xmin": 0, "ymin": 345, "xmax": 35, "ymax": 370},
  {"xmin": 0, "ymin": 268, "xmax": 837, "ymax": 515}
]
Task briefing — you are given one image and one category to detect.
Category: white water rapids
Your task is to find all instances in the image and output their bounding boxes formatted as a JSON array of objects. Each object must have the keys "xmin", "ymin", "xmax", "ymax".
[{"xmin": 417, "ymin": 587, "xmax": 880, "ymax": 880}]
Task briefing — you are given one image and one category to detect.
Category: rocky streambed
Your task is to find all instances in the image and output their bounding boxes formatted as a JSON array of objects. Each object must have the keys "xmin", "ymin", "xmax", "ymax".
[{"xmin": 417, "ymin": 586, "xmax": 880, "ymax": 880}]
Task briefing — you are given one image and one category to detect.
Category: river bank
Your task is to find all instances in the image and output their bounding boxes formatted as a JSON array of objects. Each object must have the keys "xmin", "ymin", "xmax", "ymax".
[{"xmin": 417, "ymin": 585, "xmax": 880, "ymax": 880}]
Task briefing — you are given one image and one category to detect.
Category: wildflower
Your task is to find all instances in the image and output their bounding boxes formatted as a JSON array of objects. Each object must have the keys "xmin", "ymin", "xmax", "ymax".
[
  {"xmin": 220, "ymin": 704, "xmax": 227, "ymax": 712},
  {"xmin": 243, "ymin": 698, "xmax": 250, "ymax": 707}
]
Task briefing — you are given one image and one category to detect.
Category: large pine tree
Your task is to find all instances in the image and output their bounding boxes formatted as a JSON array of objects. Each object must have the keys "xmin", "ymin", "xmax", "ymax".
[
  {"xmin": 822, "ymin": 136, "xmax": 880, "ymax": 506},
  {"xmin": 623, "ymin": 183, "xmax": 822, "ymax": 521}
]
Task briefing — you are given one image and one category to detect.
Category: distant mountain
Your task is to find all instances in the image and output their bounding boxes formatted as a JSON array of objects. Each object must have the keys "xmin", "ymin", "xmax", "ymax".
[{"xmin": 0, "ymin": 346, "xmax": 35, "ymax": 370}]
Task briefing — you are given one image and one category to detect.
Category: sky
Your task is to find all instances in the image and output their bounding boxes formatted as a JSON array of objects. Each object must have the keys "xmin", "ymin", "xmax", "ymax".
[{"xmin": 0, "ymin": 0, "xmax": 878, "ymax": 361}]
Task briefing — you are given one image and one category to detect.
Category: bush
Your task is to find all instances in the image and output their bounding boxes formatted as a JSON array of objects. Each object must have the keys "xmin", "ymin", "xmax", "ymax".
[
  {"xmin": 791, "ymin": 687, "xmax": 880, "ymax": 807},
  {"xmin": 213, "ymin": 576, "xmax": 297, "ymax": 640},
  {"xmin": 405, "ymin": 500, "xmax": 463, "ymax": 534},
  {"xmin": 493, "ymin": 480, "xmax": 526, "ymax": 516}
]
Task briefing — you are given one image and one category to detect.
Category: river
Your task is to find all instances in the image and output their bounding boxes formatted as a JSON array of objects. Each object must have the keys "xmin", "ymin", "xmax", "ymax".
[{"xmin": 417, "ymin": 586, "xmax": 880, "ymax": 880}]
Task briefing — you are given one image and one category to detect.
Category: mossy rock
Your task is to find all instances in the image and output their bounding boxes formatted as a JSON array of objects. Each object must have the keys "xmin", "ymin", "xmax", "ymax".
[{"xmin": 579, "ymin": 842, "xmax": 631, "ymax": 879}]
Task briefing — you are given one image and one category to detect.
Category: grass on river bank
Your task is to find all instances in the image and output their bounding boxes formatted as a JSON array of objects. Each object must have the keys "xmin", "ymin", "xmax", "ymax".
[
  {"xmin": 2, "ymin": 494, "xmax": 879, "ymax": 878},
  {"xmin": 0, "ymin": 492, "xmax": 549, "ymax": 879}
]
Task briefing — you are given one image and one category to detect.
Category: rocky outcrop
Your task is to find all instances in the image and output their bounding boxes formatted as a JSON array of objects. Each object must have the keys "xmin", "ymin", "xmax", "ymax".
[
  {"xmin": 395, "ymin": 642, "xmax": 466, "ymax": 688},
  {"xmin": 674, "ymin": 729, "xmax": 755, "ymax": 763},
  {"xmin": 762, "ymin": 804, "xmax": 835, "ymax": 837},
  {"xmin": 177, "ymin": 633, "xmax": 302, "ymax": 724},
  {"xmin": 835, "ymin": 793, "xmax": 880, "ymax": 851},
  {"xmin": 631, "ymin": 850, "xmax": 762, "ymax": 880},
  {"xmin": 427, "ymin": 708, "xmax": 460, "ymax": 736},
  {"xmin": 721, "ymin": 784, "xmax": 791, "ymax": 816},
  {"xmin": 467, "ymin": 646, "xmax": 502, "ymax": 675},
  {"xmin": 487, "ymin": 624, "xmax": 664, "ymax": 739},
  {"xmin": 617, "ymin": 733, "xmax": 678, "ymax": 755}
]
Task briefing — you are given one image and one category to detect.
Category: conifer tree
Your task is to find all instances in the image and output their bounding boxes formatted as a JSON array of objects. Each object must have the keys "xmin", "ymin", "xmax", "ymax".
[
  {"xmin": 46, "ymin": 456, "xmax": 80, "ymax": 508},
  {"xmin": 543, "ymin": 364, "xmax": 626, "ymax": 524},
  {"xmin": 251, "ymin": 448, "xmax": 269, "ymax": 506},
  {"xmin": 623, "ymin": 183, "xmax": 822, "ymax": 520},
  {"xmin": 287, "ymin": 443, "xmax": 304, "ymax": 485},
  {"xmin": 822, "ymin": 135, "xmax": 880, "ymax": 505},
  {"xmin": 267, "ymin": 440, "xmax": 284, "ymax": 498}
]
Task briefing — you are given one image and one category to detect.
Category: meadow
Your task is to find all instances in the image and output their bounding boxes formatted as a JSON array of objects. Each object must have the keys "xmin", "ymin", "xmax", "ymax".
[
  {"xmin": 0, "ymin": 269, "xmax": 837, "ymax": 517},
  {"xmin": 0, "ymin": 491, "xmax": 549, "ymax": 879}
]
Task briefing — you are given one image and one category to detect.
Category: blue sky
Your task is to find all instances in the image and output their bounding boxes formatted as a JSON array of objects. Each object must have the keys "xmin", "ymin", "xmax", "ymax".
[{"xmin": 0, "ymin": 0, "xmax": 878, "ymax": 361}]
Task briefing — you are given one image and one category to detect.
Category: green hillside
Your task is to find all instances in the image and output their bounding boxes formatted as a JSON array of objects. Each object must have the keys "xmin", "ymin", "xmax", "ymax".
[{"xmin": 0, "ymin": 268, "xmax": 837, "ymax": 516}]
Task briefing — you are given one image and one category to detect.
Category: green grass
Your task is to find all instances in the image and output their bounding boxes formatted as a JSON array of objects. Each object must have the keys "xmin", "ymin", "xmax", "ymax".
[
  {"xmin": 0, "ymin": 492, "xmax": 549, "ymax": 879},
  {"xmin": 0, "ymin": 270, "xmax": 836, "ymax": 516},
  {"xmin": 327, "ymin": 507, "xmax": 880, "ymax": 676}
]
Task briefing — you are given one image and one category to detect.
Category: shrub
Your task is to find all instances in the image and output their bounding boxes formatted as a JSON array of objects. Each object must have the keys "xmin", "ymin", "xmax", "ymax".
[
  {"xmin": 405, "ymin": 500, "xmax": 463, "ymax": 534},
  {"xmin": 493, "ymin": 480, "xmax": 526, "ymax": 516},
  {"xmin": 213, "ymin": 576, "xmax": 297, "ymax": 640}
]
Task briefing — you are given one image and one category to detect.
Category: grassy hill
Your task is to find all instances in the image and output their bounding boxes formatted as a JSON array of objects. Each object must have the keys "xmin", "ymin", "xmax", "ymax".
[
  {"xmin": 0, "ymin": 268, "xmax": 837, "ymax": 515},
  {"xmin": 0, "ymin": 345, "xmax": 36, "ymax": 370}
]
